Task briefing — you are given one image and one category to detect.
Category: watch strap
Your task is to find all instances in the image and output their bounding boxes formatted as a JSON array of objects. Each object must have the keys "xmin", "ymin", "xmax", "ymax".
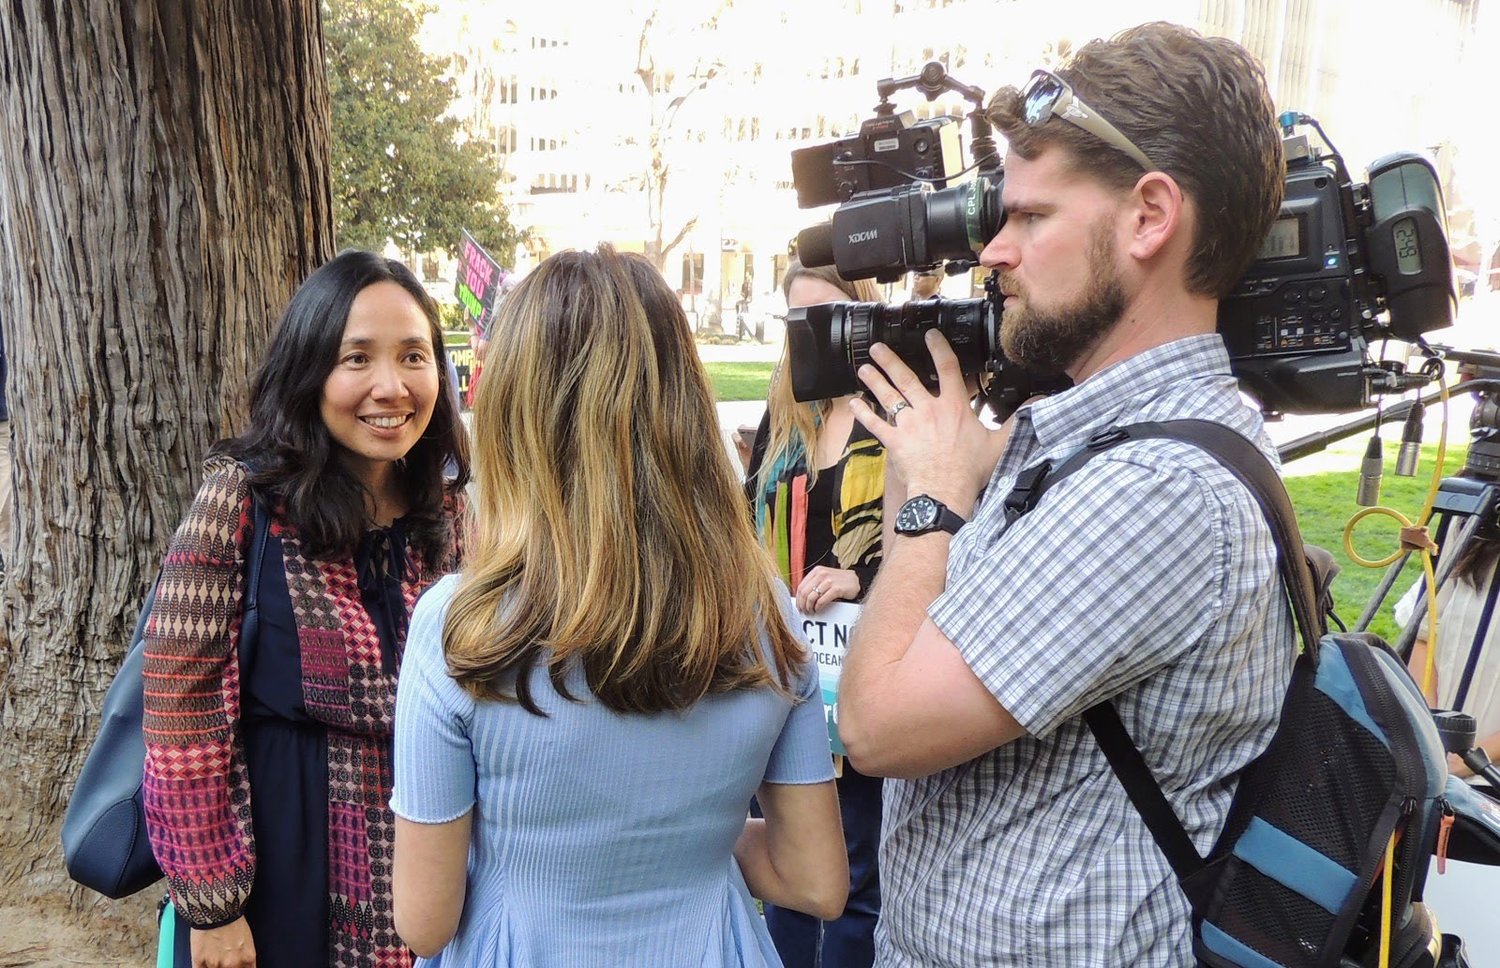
[{"xmin": 931, "ymin": 503, "xmax": 967, "ymax": 535}]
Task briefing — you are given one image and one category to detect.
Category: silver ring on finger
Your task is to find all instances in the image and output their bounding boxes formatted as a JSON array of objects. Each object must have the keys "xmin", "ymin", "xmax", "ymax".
[{"xmin": 887, "ymin": 399, "xmax": 911, "ymax": 423}]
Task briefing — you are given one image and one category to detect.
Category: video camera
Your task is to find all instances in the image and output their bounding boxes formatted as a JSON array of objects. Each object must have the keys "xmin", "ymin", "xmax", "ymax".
[
  {"xmin": 784, "ymin": 63, "xmax": 1048, "ymax": 414},
  {"xmin": 1219, "ymin": 116, "xmax": 1456, "ymax": 414},
  {"xmin": 787, "ymin": 67, "xmax": 1459, "ymax": 418}
]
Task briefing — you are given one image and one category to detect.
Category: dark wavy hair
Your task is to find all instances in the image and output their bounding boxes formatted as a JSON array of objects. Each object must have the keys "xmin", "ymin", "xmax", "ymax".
[{"xmin": 213, "ymin": 251, "xmax": 470, "ymax": 563}]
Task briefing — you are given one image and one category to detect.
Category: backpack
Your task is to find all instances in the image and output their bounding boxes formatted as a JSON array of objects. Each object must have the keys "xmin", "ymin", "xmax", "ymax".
[
  {"xmin": 61, "ymin": 494, "xmax": 270, "ymax": 898},
  {"xmin": 1002, "ymin": 419, "xmax": 1453, "ymax": 968}
]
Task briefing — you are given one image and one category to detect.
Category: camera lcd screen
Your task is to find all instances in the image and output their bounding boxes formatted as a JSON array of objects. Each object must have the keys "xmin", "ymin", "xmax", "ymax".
[
  {"xmin": 1393, "ymin": 216, "xmax": 1422, "ymax": 274},
  {"xmin": 1259, "ymin": 215, "xmax": 1303, "ymax": 260}
]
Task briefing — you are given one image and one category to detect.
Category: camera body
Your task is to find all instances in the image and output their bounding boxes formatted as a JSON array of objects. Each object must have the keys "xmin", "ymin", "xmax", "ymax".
[
  {"xmin": 784, "ymin": 64, "xmax": 1031, "ymax": 408},
  {"xmin": 1218, "ymin": 132, "xmax": 1456, "ymax": 414},
  {"xmin": 790, "ymin": 110, "xmax": 964, "ymax": 209},
  {"xmin": 795, "ymin": 178, "xmax": 1001, "ymax": 284}
]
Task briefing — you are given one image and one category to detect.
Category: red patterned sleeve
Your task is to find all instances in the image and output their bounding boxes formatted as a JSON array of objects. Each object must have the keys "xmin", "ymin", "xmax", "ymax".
[{"xmin": 142, "ymin": 457, "xmax": 255, "ymax": 927}]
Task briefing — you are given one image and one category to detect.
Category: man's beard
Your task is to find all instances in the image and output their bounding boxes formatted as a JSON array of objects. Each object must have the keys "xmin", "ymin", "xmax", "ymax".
[{"xmin": 998, "ymin": 222, "xmax": 1126, "ymax": 375}]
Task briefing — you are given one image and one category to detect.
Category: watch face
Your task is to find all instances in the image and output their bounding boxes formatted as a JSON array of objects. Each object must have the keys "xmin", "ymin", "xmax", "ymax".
[{"xmin": 898, "ymin": 495, "xmax": 939, "ymax": 533}]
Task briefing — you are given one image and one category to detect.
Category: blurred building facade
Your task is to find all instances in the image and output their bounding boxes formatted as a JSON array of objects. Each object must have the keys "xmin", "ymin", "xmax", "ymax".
[{"xmin": 420, "ymin": 0, "xmax": 1482, "ymax": 327}]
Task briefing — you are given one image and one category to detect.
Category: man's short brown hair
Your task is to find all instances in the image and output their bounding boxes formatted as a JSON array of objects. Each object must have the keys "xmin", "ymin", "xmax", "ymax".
[{"xmin": 988, "ymin": 22, "xmax": 1285, "ymax": 299}]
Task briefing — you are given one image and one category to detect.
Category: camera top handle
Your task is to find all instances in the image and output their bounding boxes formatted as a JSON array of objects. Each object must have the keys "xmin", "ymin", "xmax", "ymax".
[{"xmin": 874, "ymin": 61, "xmax": 1002, "ymax": 176}]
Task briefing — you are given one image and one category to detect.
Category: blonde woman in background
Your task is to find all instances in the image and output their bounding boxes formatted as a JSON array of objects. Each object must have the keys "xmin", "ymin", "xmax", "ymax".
[
  {"xmin": 390, "ymin": 245, "xmax": 847, "ymax": 965},
  {"xmin": 742, "ymin": 260, "xmax": 887, "ymax": 968}
]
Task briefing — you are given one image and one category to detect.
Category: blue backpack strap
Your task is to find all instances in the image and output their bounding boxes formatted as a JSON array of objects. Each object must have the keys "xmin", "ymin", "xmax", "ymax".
[{"xmin": 1004, "ymin": 419, "xmax": 1325, "ymax": 897}]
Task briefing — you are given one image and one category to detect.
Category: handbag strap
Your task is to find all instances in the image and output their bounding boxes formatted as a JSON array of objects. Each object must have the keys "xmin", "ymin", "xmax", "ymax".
[
  {"xmin": 237, "ymin": 494, "xmax": 272, "ymax": 673},
  {"xmin": 1002, "ymin": 419, "xmax": 1323, "ymax": 889}
]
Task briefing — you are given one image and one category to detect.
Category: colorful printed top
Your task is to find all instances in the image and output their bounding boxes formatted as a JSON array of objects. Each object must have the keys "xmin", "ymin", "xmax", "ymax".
[
  {"xmin": 746, "ymin": 411, "xmax": 885, "ymax": 596},
  {"xmin": 142, "ymin": 456, "xmax": 462, "ymax": 967}
]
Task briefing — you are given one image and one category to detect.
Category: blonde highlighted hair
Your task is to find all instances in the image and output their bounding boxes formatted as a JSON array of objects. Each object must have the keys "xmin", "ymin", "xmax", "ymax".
[
  {"xmin": 443, "ymin": 245, "xmax": 802, "ymax": 714},
  {"xmin": 758, "ymin": 261, "xmax": 883, "ymax": 501}
]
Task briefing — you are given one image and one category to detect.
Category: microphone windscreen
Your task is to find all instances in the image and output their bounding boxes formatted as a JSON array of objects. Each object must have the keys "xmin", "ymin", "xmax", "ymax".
[{"xmin": 796, "ymin": 224, "xmax": 835, "ymax": 269}]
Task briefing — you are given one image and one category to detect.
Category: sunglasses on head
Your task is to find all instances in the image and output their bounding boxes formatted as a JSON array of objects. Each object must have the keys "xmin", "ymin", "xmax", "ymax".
[{"xmin": 1020, "ymin": 69, "xmax": 1159, "ymax": 173}]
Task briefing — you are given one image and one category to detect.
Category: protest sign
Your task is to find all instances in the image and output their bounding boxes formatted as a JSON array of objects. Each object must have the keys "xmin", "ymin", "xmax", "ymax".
[
  {"xmin": 454, "ymin": 230, "xmax": 504, "ymax": 330},
  {"xmin": 446, "ymin": 340, "xmax": 475, "ymax": 405},
  {"xmin": 790, "ymin": 600, "xmax": 861, "ymax": 756}
]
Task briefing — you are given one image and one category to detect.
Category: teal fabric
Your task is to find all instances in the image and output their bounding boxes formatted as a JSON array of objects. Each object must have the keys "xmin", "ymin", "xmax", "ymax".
[
  {"xmin": 156, "ymin": 900, "xmax": 177, "ymax": 968},
  {"xmin": 754, "ymin": 424, "xmax": 808, "ymax": 542}
]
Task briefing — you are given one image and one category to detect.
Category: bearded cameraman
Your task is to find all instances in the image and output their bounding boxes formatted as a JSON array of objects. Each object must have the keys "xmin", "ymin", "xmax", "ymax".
[{"xmin": 833, "ymin": 23, "xmax": 1297, "ymax": 967}]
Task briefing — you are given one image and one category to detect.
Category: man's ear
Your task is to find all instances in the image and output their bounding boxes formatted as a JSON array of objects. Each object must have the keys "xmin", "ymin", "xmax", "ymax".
[{"xmin": 1125, "ymin": 171, "xmax": 1185, "ymax": 262}]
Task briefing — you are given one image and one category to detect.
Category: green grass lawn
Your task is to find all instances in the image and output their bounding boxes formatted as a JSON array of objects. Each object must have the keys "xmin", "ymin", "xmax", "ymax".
[
  {"xmin": 704, "ymin": 361, "xmax": 775, "ymax": 402},
  {"xmin": 1287, "ymin": 438, "xmax": 1470, "ymax": 640}
]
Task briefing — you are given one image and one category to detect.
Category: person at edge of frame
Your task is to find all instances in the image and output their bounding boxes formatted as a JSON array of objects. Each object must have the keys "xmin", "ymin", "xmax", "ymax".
[
  {"xmin": 834, "ymin": 21, "xmax": 1295, "ymax": 968},
  {"xmin": 1397, "ymin": 514, "xmax": 1500, "ymax": 777}
]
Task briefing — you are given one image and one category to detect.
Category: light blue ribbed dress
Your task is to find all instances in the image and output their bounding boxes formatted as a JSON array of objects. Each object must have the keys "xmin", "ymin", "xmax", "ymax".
[{"xmin": 391, "ymin": 575, "xmax": 835, "ymax": 967}]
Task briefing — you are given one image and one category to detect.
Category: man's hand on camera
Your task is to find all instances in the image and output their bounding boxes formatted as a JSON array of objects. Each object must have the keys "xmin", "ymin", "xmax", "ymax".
[{"xmin": 849, "ymin": 330, "xmax": 1007, "ymax": 519}]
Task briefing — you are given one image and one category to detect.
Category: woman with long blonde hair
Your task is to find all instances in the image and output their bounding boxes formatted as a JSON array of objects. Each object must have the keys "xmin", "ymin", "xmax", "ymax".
[
  {"xmin": 742, "ymin": 260, "xmax": 888, "ymax": 968},
  {"xmin": 390, "ymin": 246, "xmax": 847, "ymax": 964}
]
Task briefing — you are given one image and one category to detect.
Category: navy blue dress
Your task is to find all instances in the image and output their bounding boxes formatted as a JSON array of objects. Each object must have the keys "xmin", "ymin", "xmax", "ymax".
[{"xmin": 172, "ymin": 523, "xmax": 412, "ymax": 967}]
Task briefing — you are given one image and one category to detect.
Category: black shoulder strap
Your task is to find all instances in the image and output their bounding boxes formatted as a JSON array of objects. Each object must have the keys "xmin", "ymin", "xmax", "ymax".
[
  {"xmin": 1004, "ymin": 419, "xmax": 1323, "ymax": 889},
  {"xmin": 1010, "ymin": 419, "xmax": 1324, "ymax": 654},
  {"xmin": 1082, "ymin": 701, "xmax": 1206, "ymax": 882},
  {"xmin": 237, "ymin": 494, "xmax": 272, "ymax": 673}
]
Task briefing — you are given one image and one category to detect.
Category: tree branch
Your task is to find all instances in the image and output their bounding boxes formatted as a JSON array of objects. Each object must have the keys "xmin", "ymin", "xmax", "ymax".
[{"xmin": 661, "ymin": 217, "xmax": 698, "ymax": 261}]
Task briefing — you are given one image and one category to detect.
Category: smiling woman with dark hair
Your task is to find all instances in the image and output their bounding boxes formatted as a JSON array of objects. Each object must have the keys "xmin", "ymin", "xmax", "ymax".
[{"xmin": 142, "ymin": 250, "xmax": 469, "ymax": 968}]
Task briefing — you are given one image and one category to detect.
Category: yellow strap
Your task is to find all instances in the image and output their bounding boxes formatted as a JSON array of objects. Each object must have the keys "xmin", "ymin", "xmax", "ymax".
[{"xmin": 1379, "ymin": 832, "xmax": 1396, "ymax": 968}]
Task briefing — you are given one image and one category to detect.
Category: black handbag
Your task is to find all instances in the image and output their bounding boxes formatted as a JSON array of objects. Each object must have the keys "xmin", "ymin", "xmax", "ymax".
[{"xmin": 61, "ymin": 495, "xmax": 270, "ymax": 898}]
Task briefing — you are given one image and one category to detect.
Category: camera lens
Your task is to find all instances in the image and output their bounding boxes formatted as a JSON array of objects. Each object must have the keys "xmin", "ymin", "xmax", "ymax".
[
  {"xmin": 922, "ymin": 176, "xmax": 1003, "ymax": 264},
  {"xmin": 786, "ymin": 297, "xmax": 997, "ymax": 403}
]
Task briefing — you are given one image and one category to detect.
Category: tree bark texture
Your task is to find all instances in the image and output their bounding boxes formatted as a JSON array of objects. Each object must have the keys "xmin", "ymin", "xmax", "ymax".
[{"xmin": 0, "ymin": 0, "xmax": 334, "ymax": 941}]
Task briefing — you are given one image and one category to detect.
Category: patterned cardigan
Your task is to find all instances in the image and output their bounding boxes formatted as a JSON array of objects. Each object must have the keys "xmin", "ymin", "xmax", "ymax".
[{"xmin": 141, "ymin": 456, "xmax": 462, "ymax": 958}]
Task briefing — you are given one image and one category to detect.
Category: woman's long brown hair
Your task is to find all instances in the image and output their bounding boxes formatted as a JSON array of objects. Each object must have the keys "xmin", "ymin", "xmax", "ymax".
[{"xmin": 443, "ymin": 246, "xmax": 803, "ymax": 714}]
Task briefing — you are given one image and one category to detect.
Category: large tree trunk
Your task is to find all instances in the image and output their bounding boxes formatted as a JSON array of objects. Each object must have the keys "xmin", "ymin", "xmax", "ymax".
[{"xmin": 0, "ymin": 0, "xmax": 334, "ymax": 948}]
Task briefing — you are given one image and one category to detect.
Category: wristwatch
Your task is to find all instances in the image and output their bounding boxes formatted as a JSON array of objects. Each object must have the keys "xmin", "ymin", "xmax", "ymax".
[{"xmin": 894, "ymin": 494, "xmax": 967, "ymax": 537}]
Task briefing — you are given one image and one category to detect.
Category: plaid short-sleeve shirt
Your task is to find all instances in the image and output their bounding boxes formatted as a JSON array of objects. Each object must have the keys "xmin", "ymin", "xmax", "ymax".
[{"xmin": 876, "ymin": 335, "xmax": 1297, "ymax": 967}]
